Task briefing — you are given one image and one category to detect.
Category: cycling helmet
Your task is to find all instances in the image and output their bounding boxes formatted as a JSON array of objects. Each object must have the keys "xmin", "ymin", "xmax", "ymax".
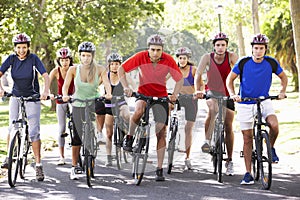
[
  {"xmin": 107, "ymin": 53, "xmax": 123, "ymax": 63},
  {"xmin": 12, "ymin": 33, "xmax": 31, "ymax": 44},
  {"xmin": 175, "ymin": 47, "xmax": 192, "ymax": 58},
  {"xmin": 212, "ymin": 32, "xmax": 229, "ymax": 44},
  {"xmin": 251, "ymin": 33, "xmax": 269, "ymax": 45},
  {"xmin": 147, "ymin": 34, "xmax": 165, "ymax": 47},
  {"xmin": 56, "ymin": 47, "xmax": 72, "ymax": 59},
  {"xmin": 78, "ymin": 41, "xmax": 96, "ymax": 53}
]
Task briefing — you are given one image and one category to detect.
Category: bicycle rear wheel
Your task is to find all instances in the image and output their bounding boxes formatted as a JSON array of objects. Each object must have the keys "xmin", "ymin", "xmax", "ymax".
[
  {"xmin": 167, "ymin": 121, "xmax": 177, "ymax": 174},
  {"xmin": 20, "ymin": 133, "xmax": 30, "ymax": 179},
  {"xmin": 132, "ymin": 127, "xmax": 149, "ymax": 186},
  {"xmin": 258, "ymin": 131, "xmax": 272, "ymax": 190},
  {"xmin": 8, "ymin": 131, "xmax": 21, "ymax": 187}
]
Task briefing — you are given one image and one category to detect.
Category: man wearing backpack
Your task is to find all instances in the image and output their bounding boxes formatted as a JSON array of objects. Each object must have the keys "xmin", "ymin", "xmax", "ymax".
[
  {"xmin": 194, "ymin": 32, "xmax": 238, "ymax": 176},
  {"xmin": 226, "ymin": 33, "xmax": 288, "ymax": 185}
]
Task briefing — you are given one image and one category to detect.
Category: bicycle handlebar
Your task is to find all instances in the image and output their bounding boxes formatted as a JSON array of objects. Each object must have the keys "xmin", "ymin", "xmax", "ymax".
[
  {"xmin": 4, "ymin": 92, "xmax": 50, "ymax": 101},
  {"xmin": 131, "ymin": 92, "xmax": 170, "ymax": 103},
  {"xmin": 204, "ymin": 93, "xmax": 232, "ymax": 101},
  {"xmin": 241, "ymin": 95, "xmax": 286, "ymax": 102}
]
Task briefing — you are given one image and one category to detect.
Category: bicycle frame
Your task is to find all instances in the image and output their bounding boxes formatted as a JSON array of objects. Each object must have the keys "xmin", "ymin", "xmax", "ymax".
[
  {"xmin": 241, "ymin": 96, "xmax": 279, "ymax": 190},
  {"xmin": 206, "ymin": 93, "xmax": 230, "ymax": 183}
]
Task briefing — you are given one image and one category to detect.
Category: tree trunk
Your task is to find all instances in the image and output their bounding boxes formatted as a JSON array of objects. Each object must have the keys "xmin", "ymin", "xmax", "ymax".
[
  {"xmin": 290, "ymin": 0, "xmax": 300, "ymax": 98},
  {"xmin": 236, "ymin": 22, "xmax": 246, "ymax": 57},
  {"xmin": 252, "ymin": 0, "xmax": 260, "ymax": 34}
]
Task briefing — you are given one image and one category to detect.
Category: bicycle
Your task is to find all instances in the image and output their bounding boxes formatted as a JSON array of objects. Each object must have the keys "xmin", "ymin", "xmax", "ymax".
[
  {"xmin": 240, "ymin": 95, "xmax": 282, "ymax": 190},
  {"xmin": 110, "ymin": 95, "xmax": 129, "ymax": 170},
  {"xmin": 5, "ymin": 92, "xmax": 47, "ymax": 187},
  {"xmin": 130, "ymin": 92, "xmax": 170, "ymax": 185},
  {"xmin": 206, "ymin": 92, "xmax": 231, "ymax": 183},
  {"xmin": 68, "ymin": 97, "xmax": 104, "ymax": 187}
]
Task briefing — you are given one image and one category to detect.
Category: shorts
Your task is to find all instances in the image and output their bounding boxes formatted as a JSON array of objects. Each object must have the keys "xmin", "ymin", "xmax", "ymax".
[
  {"xmin": 178, "ymin": 95, "xmax": 198, "ymax": 122},
  {"xmin": 95, "ymin": 99, "xmax": 106, "ymax": 115},
  {"xmin": 206, "ymin": 90, "xmax": 235, "ymax": 111},
  {"xmin": 151, "ymin": 101, "xmax": 169, "ymax": 125},
  {"xmin": 236, "ymin": 99, "xmax": 275, "ymax": 130}
]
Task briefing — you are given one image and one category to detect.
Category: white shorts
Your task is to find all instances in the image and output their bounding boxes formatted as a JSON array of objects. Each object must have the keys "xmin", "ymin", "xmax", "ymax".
[{"xmin": 236, "ymin": 99, "xmax": 275, "ymax": 130}]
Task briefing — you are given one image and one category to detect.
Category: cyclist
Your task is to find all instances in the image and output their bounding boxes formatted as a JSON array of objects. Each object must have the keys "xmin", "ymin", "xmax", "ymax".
[
  {"xmin": 194, "ymin": 32, "xmax": 238, "ymax": 176},
  {"xmin": 174, "ymin": 47, "xmax": 198, "ymax": 170},
  {"xmin": 0, "ymin": 33, "xmax": 50, "ymax": 181},
  {"xmin": 49, "ymin": 47, "xmax": 75, "ymax": 165},
  {"xmin": 119, "ymin": 34, "xmax": 183, "ymax": 181},
  {"xmin": 102, "ymin": 53, "xmax": 135, "ymax": 166},
  {"xmin": 226, "ymin": 33, "xmax": 288, "ymax": 184},
  {"xmin": 62, "ymin": 41, "xmax": 112, "ymax": 180}
]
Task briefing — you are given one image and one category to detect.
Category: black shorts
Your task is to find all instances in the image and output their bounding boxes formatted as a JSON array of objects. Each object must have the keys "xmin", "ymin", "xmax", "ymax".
[
  {"xmin": 95, "ymin": 99, "xmax": 106, "ymax": 115},
  {"xmin": 206, "ymin": 90, "xmax": 235, "ymax": 111},
  {"xmin": 138, "ymin": 98, "xmax": 169, "ymax": 125},
  {"xmin": 178, "ymin": 95, "xmax": 198, "ymax": 122}
]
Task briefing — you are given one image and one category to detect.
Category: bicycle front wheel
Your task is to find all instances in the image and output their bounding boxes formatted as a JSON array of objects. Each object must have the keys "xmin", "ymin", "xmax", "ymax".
[
  {"xmin": 20, "ymin": 132, "xmax": 30, "ymax": 179},
  {"xmin": 258, "ymin": 131, "xmax": 272, "ymax": 190},
  {"xmin": 86, "ymin": 154, "xmax": 93, "ymax": 187},
  {"xmin": 216, "ymin": 130, "xmax": 224, "ymax": 183},
  {"xmin": 167, "ymin": 121, "xmax": 177, "ymax": 174},
  {"xmin": 132, "ymin": 127, "xmax": 149, "ymax": 186},
  {"xmin": 115, "ymin": 125, "xmax": 123, "ymax": 170},
  {"xmin": 8, "ymin": 131, "xmax": 21, "ymax": 187}
]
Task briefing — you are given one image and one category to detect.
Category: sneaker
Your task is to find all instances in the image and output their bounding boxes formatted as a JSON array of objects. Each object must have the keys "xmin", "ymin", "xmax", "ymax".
[
  {"xmin": 57, "ymin": 158, "xmax": 65, "ymax": 165},
  {"xmin": 97, "ymin": 131, "xmax": 106, "ymax": 145},
  {"xmin": 201, "ymin": 142, "xmax": 210, "ymax": 153},
  {"xmin": 240, "ymin": 172, "xmax": 254, "ymax": 185},
  {"xmin": 225, "ymin": 161, "xmax": 234, "ymax": 176},
  {"xmin": 105, "ymin": 155, "xmax": 113, "ymax": 167},
  {"xmin": 155, "ymin": 167, "xmax": 165, "ymax": 181},
  {"xmin": 70, "ymin": 167, "xmax": 79, "ymax": 180},
  {"xmin": 36, "ymin": 165, "xmax": 45, "ymax": 181},
  {"xmin": 1, "ymin": 157, "xmax": 8, "ymax": 169},
  {"xmin": 123, "ymin": 135, "xmax": 133, "ymax": 152},
  {"xmin": 74, "ymin": 166, "xmax": 83, "ymax": 174},
  {"xmin": 271, "ymin": 147, "xmax": 279, "ymax": 163},
  {"xmin": 185, "ymin": 158, "xmax": 192, "ymax": 170}
]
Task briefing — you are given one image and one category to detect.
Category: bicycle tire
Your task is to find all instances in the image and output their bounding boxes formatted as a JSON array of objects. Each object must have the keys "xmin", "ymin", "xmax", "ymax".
[
  {"xmin": 115, "ymin": 125, "xmax": 122, "ymax": 170},
  {"xmin": 86, "ymin": 154, "xmax": 93, "ymax": 187},
  {"xmin": 8, "ymin": 131, "xmax": 21, "ymax": 187},
  {"xmin": 20, "ymin": 133, "xmax": 30, "ymax": 179},
  {"xmin": 167, "ymin": 120, "xmax": 177, "ymax": 174},
  {"xmin": 252, "ymin": 149, "xmax": 259, "ymax": 181},
  {"xmin": 132, "ymin": 127, "xmax": 149, "ymax": 186},
  {"xmin": 259, "ymin": 131, "xmax": 272, "ymax": 190},
  {"xmin": 217, "ymin": 130, "xmax": 224, "ymax": 183},
  {"xmin": 212, "ymin": 121, "xmax": 218, "ymax": 175}
]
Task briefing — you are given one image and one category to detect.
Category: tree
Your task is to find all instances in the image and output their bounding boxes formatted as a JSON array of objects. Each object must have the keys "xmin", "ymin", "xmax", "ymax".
[
  {"xmin": 290, "ymin": 0, "xmax": 300, "ymax": 95},
  {"xmin": 252, "ymin": 0, "xmax": 260, "ymax": 34}
]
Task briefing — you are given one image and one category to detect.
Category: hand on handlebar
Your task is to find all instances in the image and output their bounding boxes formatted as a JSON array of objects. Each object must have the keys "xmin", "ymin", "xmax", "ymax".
[
  {"xmin": 194, "ymin": 91, "xmax": 205, "ymax": 99},
  {"xmin": 62, "ymin": 95, "xmax": 70, "ymax": 102},
  {"xmin": 123, "ymin": 87, "xmax": 133, "ymax": 97},
  {"xmin": 230, "ymin": 94, "xmax": 241, "ymax": 102}
]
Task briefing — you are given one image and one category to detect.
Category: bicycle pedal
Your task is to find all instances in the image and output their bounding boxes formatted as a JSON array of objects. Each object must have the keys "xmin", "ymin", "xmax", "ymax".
[{"xmin": 240, "ymin": 151, "xmax": 244, "ymax": 157}]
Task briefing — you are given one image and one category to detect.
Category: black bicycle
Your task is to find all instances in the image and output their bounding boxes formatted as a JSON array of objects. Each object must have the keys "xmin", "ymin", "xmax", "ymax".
[
  {"xmin": 110, "ymin": 95, "xmax": 129, "ymax": 170},
  {"xmin": 206, "ymin": 93, "xmax": 231, "ymax": 183},
  {"xmin": 241, "ymin": 95, "xmax": 282, "ymax": 190},
  {"xmin": 130, "ymin": 92, "xmax": 169, "ymax": 186},
  {"xmin": 68, "ymin": 97, "xmax": 104, "ymax": 187},
  {"xmin": 5, "ymin": 92, "xmax": 47, "ymax": 187}
]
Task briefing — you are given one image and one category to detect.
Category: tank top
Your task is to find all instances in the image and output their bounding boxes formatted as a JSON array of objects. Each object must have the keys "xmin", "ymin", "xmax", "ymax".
[
  {"xmin": 73, "ymin": 65, "xmax": 100, "ymax": 107},
  {"xmin": 57, "ymin": 67, "xmax": 74, "ymax": 104},
  {"xmin": 205, "ymin": 52, "xmax": 231, "ymax": 96},
  {"xmin": 105, "ymin": 72, "xmax": 126, "ymax": 106},
  {"xmin": 183, "ymin": 65, "xmax": 194, "ymax": 86}
]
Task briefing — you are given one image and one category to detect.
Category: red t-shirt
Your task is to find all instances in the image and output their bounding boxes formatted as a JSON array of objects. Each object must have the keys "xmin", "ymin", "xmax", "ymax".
[
  {"xmin": 205, "ymin": 52, "xmax": 231, "ymax": 96},
  {"xmin": 122, "ymin": 51, "xmax": 182, "ymax": 97}
]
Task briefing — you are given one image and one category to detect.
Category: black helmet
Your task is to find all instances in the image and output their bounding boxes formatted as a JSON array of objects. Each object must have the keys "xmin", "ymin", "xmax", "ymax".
[
  {"xmin": 78, "ymin": 42, "xmax": 96, "ymax": 53},
  {"xmin": 107, "ymin": 53, "xmax": 123, "ymax": 63}
]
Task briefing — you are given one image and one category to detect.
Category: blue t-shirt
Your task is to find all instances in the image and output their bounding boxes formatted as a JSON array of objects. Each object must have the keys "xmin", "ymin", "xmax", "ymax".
[
  {"xmin": 0, "ymin": 53, "xmax": 47, "ymax": 97},
  {"xmin": 232, "ymin": 56, "xmax": 283, "ymax": 104}
]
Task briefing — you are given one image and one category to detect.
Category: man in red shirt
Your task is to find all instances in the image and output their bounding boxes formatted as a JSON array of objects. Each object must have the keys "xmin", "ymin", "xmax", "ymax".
[{"xmin": 118, "ymin": 34, "xmax": 183, "ymax": 181}]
